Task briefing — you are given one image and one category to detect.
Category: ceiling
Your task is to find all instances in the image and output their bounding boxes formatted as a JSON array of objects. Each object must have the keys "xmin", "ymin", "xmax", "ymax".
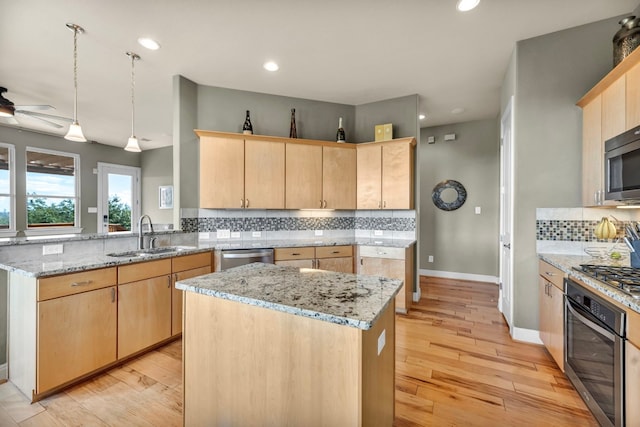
[{"xmin": 1, "ymin": 0, "xmax": 637, "ymax": 150}]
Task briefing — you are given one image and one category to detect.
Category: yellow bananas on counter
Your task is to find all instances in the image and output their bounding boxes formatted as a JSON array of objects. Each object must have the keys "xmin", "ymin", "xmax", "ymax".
[{"xmin": 594, "ymin": 217, "xmax": 617, "ymax": 240}]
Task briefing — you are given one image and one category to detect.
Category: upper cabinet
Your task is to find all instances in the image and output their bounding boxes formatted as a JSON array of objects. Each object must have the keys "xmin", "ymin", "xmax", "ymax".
[
  {"xmin": 357, "ymin": 138, "xmax": 416, "ymax": 210},
  {"xmin": 199, "ymin": 134, "xmax": 285, "ymax": 209},
  {"xmin": 577, "ymin": 47, "xmax": 640, "ymax": 207}
]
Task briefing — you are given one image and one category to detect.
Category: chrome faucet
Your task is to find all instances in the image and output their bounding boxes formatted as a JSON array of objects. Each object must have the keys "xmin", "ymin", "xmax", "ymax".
[{"xmin": 138, "ymin": 214, "xmax": 154, "ymax": 250}]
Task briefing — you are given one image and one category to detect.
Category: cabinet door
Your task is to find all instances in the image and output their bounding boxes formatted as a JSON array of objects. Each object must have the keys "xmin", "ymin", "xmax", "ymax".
[
  {"xmin": 172, "ymin": 266, "xmax": 212, "ymax": 336},
  {"xmin": 548, "ymin": 282, "xmax": 565, "ymax": 371},
  {"xmin": 627, "ymin": 340, "xmax": 640, "ymax": 425},
  {"xmin": 582, "ymin": 96, "xmax": 603, "ymax": 207},
  {"xmin": 245, "ymin": 139, "xmax": 285, "ymax": 209},
  {"xmin": 200, "ymin": 136, "xmax": 245, "ymax": 208},
  {"xmin": 382, "ymin": 143, "xmax": 413, "ymax": 209},
  {"xmin": 317, "ymin": 257, "xmax": 353, "ymax": 273},
  {"xmin": 627, "ymin": 62, "xmax": 640, "ymax": 129},
  {"xmin": 357, "ymin": 145, "xmax": 382, "ymax": 209},
  {"xmin": 602, "ymin": 76, "xmax": 626, "ymax": 142},
  {"xmin": 360, "ymin": 257, "xmax": 408, "ymax": 313},
  {"xmin": 322, "ymin": 146, "xmax": 356, "ymax": 209},
  {"xmin": 538, "ymin": 277, "xmax": 550, "ymax": 349},
  {"xmin": 118, "ymin": 275, "xmax": 172, "ymax": 359},
  {"xmin": 37, "ymin": 286, "xmax": 117, "ymax": 393},
  {"xmin": 285, "ymin": 143, "xmax": 323, "ymax": 209}
]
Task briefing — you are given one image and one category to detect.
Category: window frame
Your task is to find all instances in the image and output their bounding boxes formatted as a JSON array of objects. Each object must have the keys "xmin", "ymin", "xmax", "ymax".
[
  {"xmin": 24, "ymin": 146, "xmax": 82, "ymax": 236},
  {"xmin": 0, "ymin": 142, "xmax": 16, "ymax": 236}
]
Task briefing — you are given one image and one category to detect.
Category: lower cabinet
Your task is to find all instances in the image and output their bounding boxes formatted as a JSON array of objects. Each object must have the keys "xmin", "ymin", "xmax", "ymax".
[
  {"xmin": 627, "ymin": 339, "xmax": 640, "ymax": 426},
  {"xmin": 171, "ymin": 252, "xmax": 213, "ymax": 336},
  {"xmin": 358, "ymin": 244, "xmax": 415, "ymax": 314},
  {"xmin": 274, "ymin": 245, "xmax": 354, "ymax": 273},
  {"xmin": 538, "ymin": 260, "xmax": 565, "ymax": 371}
]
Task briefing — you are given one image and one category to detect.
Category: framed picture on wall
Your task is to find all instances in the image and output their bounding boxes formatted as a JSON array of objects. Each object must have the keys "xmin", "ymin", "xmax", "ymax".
[{"xmin": 159, "ymin": 185, "xmax": 173, "ymax": 209}]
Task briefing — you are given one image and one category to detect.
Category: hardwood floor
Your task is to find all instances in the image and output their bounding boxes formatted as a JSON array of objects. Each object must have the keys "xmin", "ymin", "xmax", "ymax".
[
  {"xmin": 394, "ymin": 276, "xmax": 598, "ymax": 427},
  {"xmin": 0, "ymin": 276, "xmax": 597, "ymax": 426}
]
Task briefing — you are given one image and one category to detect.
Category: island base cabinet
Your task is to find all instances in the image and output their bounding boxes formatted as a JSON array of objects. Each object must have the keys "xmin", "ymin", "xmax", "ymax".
[
  {"xmin": 37, "ymin": 286, "xmax": 117, "ymax": 394},
  {"xmin": 627, "ymin": 340, "xmax": 640, "ymax": 426},
  {"xmin": 183, "ymin": 292, "xmax": 395, "ymax": 427}
]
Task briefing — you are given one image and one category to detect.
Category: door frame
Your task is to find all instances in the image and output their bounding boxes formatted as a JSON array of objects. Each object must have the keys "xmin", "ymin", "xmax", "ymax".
[
  {"xmin": 97, "ymin": 162, "xmax": 141, "ymax": 234},
  {"xmin": 499, "ymin": 96, "xmax": 515, "ymax": 331}
]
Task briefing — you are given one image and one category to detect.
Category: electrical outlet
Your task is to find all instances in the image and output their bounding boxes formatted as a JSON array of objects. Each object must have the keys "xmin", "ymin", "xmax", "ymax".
[
  {"xmin": 428, "ymin": 255, "xmax": 434, "ymax": 263},
  {"xmin": 252, "ymin": 231, "xmax": 261, "ymax": 238},
  {"xmin": 43, "ymin": 244, "xmax": 63, "ymax": 255},
  {"xmin": 231, "ymin": 231, "xmax": 241, "ymax": 238},
  {"xmin": 314, "ymin": 230, "xmax": 323, "ymax": 236},
  {"xmin": 216, "ymin": 229, "xmax": 230, "ymax": 239},
  {"xmin": 199, "ymin": 232, "xmax": 210, "ymax": 240},
  {"xmin": 374, "ymin": 230, "xmax": 383, "ymax": 236}
]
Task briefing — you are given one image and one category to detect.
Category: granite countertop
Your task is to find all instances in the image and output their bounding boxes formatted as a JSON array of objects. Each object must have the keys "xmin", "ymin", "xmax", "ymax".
[
  {"xmin": 539, "ymin": 253, "xmax": 640, "ymax": 313},
  {"xmin": 175, "ymin": 262, "xmax": 403, "ymax": 330}
]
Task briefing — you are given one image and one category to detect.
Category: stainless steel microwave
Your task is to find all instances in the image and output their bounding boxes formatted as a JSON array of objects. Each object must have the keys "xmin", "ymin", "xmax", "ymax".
[{"xmin": 605, "ymin": 125, "xmax": 640, "ymax": 201}]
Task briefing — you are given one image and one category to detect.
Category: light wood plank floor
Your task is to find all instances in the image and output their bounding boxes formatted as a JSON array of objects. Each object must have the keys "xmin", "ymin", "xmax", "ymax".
[{"xmin": 0, "ymin": 276, "xmax": 597, "ymax": 426}]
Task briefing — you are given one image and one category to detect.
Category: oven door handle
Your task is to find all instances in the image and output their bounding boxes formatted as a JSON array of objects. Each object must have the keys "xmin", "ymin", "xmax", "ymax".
[{"xmin": 566, "ymin": 299, "xmax": 615, "ymax": 341}]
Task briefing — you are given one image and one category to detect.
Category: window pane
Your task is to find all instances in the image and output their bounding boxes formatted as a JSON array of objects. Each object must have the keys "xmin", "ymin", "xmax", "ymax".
[
  {"xmin": 0, "ymin": 196, "xmax": 10, "ymax": 229},
  {"xmin": 108, "ymin": 173, "xmax": 132, "ymax": 232},
  {"xmin": 0, "ymin": 146, "xmax": 9, "ymax": 194},
  {"xmin": 26, "ymin": 151, "xmax": 75, "ymax": 197},
  {"xmin": 27, "ymin": 197, "xmax": 75, "ymax": 227}
]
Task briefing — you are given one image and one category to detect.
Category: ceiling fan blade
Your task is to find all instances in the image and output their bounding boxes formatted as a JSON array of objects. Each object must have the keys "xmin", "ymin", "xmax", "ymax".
[
  {"xmin": 15, "ymin": 111, "xmax": 65, "ymax": 129},
  {"xmin": 16, "ymin": 110, "xmax": 72, "ymax": 123},
  {"xmin": 14, "ymin": 105, "xmax": 54, "ymax": 111}
]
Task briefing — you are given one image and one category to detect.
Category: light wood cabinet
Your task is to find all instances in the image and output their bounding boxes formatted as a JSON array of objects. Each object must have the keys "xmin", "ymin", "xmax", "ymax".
[
  {"xmin": 582, "ymin": 96, "xmax": 604, "ymax": 206},
  {"xmin": 357, "ymin": 138, "xmax": 415, "ymax": 209},
  {"xmin": 626, "ymin": 62, "xmax": 640, "ymax": 129},
  {"xmin": 117, "ymin": 259, "xmax": 172, "ymax": 359},
  {"xmin": 199, "ymin": 135, "xmax": 285, "ymax": 209},
  {"xmin": 171, "ymin": 252, "xmax": 212, "ymax": 336},
  {"xmin": 537, "ymin": 260, "xmax": 564, "ymax": 371},
  {"xmin": 275, "ymin": 245, "xmax": 354, "ymax": 273},
  {"xmin": 601, "ymin": 75, "xmax": 626, "ymax": 142},
  {"xmin": 285, "ymin": 143, "xmax": 356, "ymax": 209},
  {"xmin": 37, "ymin": 284, "xmax": 117, "ymax": 393},
  {"xmin": 627, "ymin": 340, "xmax": 640, "ymax": 426},
  {"xmin": 358, "ymin": 244, "xmax": 415, "ymax": 314}
]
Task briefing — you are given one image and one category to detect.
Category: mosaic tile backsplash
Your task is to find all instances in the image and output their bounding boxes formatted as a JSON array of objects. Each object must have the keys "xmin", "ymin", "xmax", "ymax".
[{"xmin": 536, "ymin": 219, "xmax": 636, "ymax": 242}]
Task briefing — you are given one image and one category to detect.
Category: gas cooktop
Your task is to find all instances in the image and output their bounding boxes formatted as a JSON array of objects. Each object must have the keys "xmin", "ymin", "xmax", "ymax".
[{"xmin": 574, "ymin": 264, "xmax": 640, "ymax": 299}]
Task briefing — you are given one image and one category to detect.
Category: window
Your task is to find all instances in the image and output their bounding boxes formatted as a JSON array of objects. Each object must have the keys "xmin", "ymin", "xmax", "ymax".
[
  {"xmin": 26, "ymin": 147, "xmax": 81, "ymax": 234},
  {"xmin": 0, "ymin": 143, "xmax": 15, "ymax": 234}
]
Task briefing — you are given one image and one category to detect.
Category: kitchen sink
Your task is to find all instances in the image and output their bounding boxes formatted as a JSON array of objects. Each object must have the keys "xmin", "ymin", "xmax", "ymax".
[{"xmin": 107, "ymin": 246, "xmax": 198, "ymax": 258}]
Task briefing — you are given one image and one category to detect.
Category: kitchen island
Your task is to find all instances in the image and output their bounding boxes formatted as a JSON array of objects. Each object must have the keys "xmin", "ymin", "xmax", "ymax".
[{"xmin": 176, "ymin": 262, "xmax": 403, "ymax": 427}]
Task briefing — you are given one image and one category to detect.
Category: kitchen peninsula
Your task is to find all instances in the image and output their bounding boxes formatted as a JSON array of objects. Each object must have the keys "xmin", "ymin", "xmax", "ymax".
[{"xmin": 176, "ymin": 263, "xmax": 402, "ymax": 427}]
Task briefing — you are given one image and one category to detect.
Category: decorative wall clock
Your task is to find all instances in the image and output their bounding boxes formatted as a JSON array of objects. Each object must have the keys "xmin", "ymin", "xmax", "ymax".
[{"xmin": 432, "ymin": 180, "xmax": 467, "ymax": 211}]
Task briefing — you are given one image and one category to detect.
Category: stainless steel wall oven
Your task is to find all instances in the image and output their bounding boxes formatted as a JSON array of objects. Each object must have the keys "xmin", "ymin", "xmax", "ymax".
[{"xmin": 564, "ymin": 278, "xmax": 626, "ymax": 427}]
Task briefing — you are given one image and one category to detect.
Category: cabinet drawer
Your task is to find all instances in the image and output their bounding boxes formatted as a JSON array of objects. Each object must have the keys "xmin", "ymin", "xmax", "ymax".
[
  {"xmin": 38, "ymin": 267, "xmax": 117, "ymax": 301},
  {"xmin": 274, "ymin": 247, "xmax": 315, "ymax": 261},
  {"xmin": 359, "ymin": 246, "xmax": 405, "ymax": 260},
  {"xmin": 315, "ymin": 245, "xmax": 353, "ymax": 259},
  {"xmin": 538, "ymin": 260, "xmax": 564, "ymax": 290},
  {"xmin": 172, "ymin": 252, "xmax": 212, "ymax": 273},
  {"xmin": 118, "ymin": 259, "xmax": 172, "ymax": 284}
]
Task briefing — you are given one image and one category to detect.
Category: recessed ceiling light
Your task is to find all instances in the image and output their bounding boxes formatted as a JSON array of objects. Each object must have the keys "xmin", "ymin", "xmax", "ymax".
[
  {"xmin": 263, "ymin": 61, "xmax": 279, "ymax": 72},
  {"xmin": 451, "ymin": 107, "xmax": 465, "ymax": 114},
  {"xmin": 456, "ymin": 0, "xmax": 480, "ymax": 12},
  {"xmin": 419, "ymin": 114, "xmax": 426, "ymax": 120},
  {"xmin": 138, "ymin": 37, "xmax": 160, "ymax": 50}
]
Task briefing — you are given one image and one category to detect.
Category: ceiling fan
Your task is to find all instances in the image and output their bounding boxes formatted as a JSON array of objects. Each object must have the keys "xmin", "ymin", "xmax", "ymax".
[{"xmin": 0, "ymin": 87, "xmax": 72, "ymax": 129}]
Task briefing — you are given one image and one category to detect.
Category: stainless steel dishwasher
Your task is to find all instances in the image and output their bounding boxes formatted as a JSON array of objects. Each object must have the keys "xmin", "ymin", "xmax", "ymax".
[{"xmin": 219, "ymin": 248, "xmax": 274, "ymax": 271}]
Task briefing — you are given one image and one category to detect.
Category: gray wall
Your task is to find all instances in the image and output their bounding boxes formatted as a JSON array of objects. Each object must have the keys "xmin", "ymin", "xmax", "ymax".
[
  {"xmin": 141, "ymin": 146, "xmax": 173, "ymax": 225},
  {"xmin": 509, "ymin": 16, "xmax": 622, "ymax": 331},
  {"xmin": 173, "ymin": 76, "xmax": 199, "ymax": 216},
  {"xmin": 0, "ymin": 126, "xmax": 140, "ymax": 234},
  {"xmin": 419, "ymin": 119, "xmax": 500, "ymax": 276},
  {"xmin": 355, "ymin": 95, "xmax": 420, "ymax": 143}
]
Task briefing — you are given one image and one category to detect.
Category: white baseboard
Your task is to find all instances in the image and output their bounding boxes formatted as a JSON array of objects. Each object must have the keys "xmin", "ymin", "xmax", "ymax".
[
  {"xmin": 0, "ymin": 363, "xmax": 7, "ymax": 380},
  {"xmin": 511, "ymin": 327, "xmax": 543, "ymax": 345},
  {"xmin": 413, "ymin": 286, "xmax": 421, "ymax": 302},
  {"xmin": 419, "ymin": 269, "xmax": 499, "ymax": 284}
]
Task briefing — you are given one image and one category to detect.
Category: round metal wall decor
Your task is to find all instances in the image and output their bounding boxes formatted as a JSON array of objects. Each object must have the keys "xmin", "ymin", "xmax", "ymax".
[{"xmin": 431, "ymin": 180, "xmax": 467, "ymax": 211}]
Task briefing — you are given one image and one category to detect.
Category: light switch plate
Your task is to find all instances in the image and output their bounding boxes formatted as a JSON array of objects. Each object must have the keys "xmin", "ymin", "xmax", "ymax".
[
  {"xmin": 199, "ymin": 232, "xmax": 210, "ymax": 240},
  {"xmin": 252, "ymin": 231, "xmax": 261, "ymax": 238},
  {"xmin": 314, "ymin": 230, "xmax": 323, "ymax": 236},
  {"xmin": 88, "ymin": 207, "xmax": 97, "ymax": 213},
  {"xmin": 475, "ymin": 206, "xmax": 481, "ymax": 214},
  {"xmin": 216, "ymin": 229, "xmax": 230, "ymax": 239},
  {"xmin": 43, "ymin": 244, "xmax": 63, "ymax": 255},
  {"xmin": 231, "ymin": 232, "xmax": 241, "ymax": 238},
  {"xmin": 374, "ymin": 230, "xmax": 383, "ymax": 236},
  {"xmin": 377, "ymin": 329, "xmax": 386, "ymax": 356}
]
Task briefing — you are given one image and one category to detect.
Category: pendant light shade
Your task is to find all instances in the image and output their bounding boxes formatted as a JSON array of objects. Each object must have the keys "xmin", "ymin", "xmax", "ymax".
[
  {"xmin": 124, "ymin": 51, "xmax": 141, "ymax": 152},
  {"xmin": 64, "ymin": 23, "xmax": 87, "ymax": 142}
]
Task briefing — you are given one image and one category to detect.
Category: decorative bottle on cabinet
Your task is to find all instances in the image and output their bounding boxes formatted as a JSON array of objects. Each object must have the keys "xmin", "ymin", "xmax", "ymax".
[
  {"xmin": 289, "ymin": 108, "xmax": 297, "ymax": 138},
  {"xmin": 336, "ymin": 117, "xmax": 346, "ymax": 143},
  {"xmin": 242, "ymin": 110, "xmax": 253, "ymax": 135}
]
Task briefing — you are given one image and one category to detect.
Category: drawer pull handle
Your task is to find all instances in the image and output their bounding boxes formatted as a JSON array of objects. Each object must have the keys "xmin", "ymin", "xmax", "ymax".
[
  {"xmin": 71, "ymin": 280, "xmax": 93, "ymax": 287},
  {"xmin": 111, "ymin": 288, "xmax": 116, "ymax": 303},
  {"xmin": 332, "ymin": 251, "xmax": 340, "ymax": 254},
  {"xmin": 292, "ymin": 253, "xmax": 301, "ymax": 256},
  {"xmin": 545, "ymin": 271, "xmax": 555, "ymax": 276}
]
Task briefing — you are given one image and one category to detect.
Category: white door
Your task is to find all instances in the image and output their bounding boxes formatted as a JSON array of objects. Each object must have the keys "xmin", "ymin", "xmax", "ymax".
[
  {"xmin": 499, "ymin": 97, "xmax": 515, "ymax": 329},
  {"xmin": 97, "ymin": 163, "xmax": 141, "ymax": 234}
]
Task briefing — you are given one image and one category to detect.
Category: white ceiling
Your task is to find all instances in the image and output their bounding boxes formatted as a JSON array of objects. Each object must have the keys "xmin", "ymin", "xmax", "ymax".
[{"xmin": 0, "ymin": 0, "xmax": 637, "ymax": 150}]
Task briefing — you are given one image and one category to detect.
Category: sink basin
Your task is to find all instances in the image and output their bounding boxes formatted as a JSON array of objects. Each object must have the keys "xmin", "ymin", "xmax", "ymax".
[{"xmin": 107, "ymin": 246, "xmax": 198, "ymax": 258}]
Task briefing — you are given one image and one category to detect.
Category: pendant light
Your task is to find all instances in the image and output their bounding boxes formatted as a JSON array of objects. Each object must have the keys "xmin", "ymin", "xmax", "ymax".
[
  {"xmin": 64, "ymin": 23, "xmax": 87, "ymax": 142},
  {"xmin": 124, "ymin": 52, "xmax": 141, "ymax": 152}
]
